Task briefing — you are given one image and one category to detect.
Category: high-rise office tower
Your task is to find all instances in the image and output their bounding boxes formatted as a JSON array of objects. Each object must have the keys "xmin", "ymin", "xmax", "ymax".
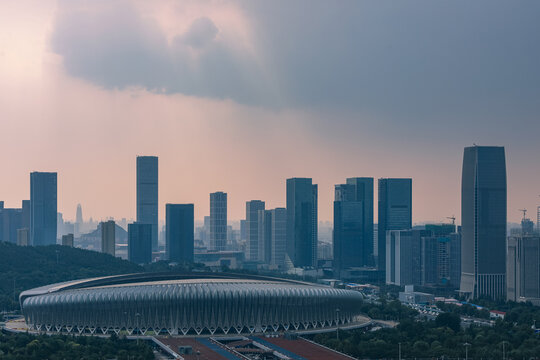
[
  {"xmin": 507, "ymin": 235, "xmax": 540, "ymax": 303},
  {"xmin": 422, "ymin": 224, "xmax": 461, "ymax": 289},
  {"xmin": 461, "ymin": 146, "xmax": 507, "ymax": 300},
  {"xmin": 347, "ymin": 178, "xmax": 374, "ymax": 265},
  {"xmin": 21, "ymin": 200, "xmax": 30, "ymax": 230},
  {"xmin": 76, "ymin": 204, "xmax": 83, "ymax": 224},
  {"xmin": 537, "ymin": 206, "xmax": 540, "ymax": 233},
  {"xmin": 245, "ymin": 200, "xmax": 265, "ymax": 261},
  {"xmin": 75, "ymin": 204, "xmax": 83, "ymax": 236},
  {"xmin": 333, "ymin": 177, "xmax": 374, "ymax": 277},
  {"xmin": 334, "ymin": 184, "xmax": 363, "ymax": 276},
  {"xmin": 286, "ymin": 178, "xmax": 318, "ymax": 268},
  {"xmin": 30, "ymin": 172, "xmax": 57, "ymax": 246},
  {"xmin": 101, "ymin": 220, "xmax": 116, "ymax": 256},
  {"xmin": 62, "ymin": 233, "xmax": 74, "ymax": 247},
  {"xmin": 240, "ymin": 220, "xmax": 247, "ymax": 241},
  {"xmin": 378, "ymin": 178, "xmax": 412, "ymax": 279},
  {"xmin": 128, "ymin": 222, "xmax": 152, "ymax": 264},
  {"xmin": 210, "ymin": 192, "xmax": 227, "ymax": 251},
  {"xmin": 136, "ymin": 156, "xmax": 158, "ymax": 252},
  {"xmin": 258, "ymin": 209, "xmax": 272, "ymax": 264},
  {"xmin": 270, "ymin": 208, "xmax": 287, "ymax": 268},
  {"xmin": 0, "ymin": 207, "xmax": 22, "ymax": 243},
  {"xmin": 166, "ymin": 204, "xmax": 194, "ymax": 263},
  {"xmin": 386, "ymin": 229, "xmax": 428, "ymax": 286}
]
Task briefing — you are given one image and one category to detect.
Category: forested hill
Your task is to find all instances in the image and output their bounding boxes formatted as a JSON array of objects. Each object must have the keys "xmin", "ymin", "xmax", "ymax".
[{"xmin": 0, "ymin": 242, "xmax": 142, "ymax": 310}]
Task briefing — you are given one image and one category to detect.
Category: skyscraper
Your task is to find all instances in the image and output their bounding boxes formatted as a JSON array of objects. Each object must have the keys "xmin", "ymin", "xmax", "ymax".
[
  {"xmin": 245, "ymin": 200, "xmax": 265, "ymax": 261},
  {"xmin": 333, "ymin": 177, "xmax": 374, "ymax": 277},
  {"xmin": 166, "ymin": 204, "xmax": 194, "ymax": 263},
  {"xmin": 258, "ymin": 209, "xmax": 272, "ymax": 264},
  {"xmin": 0, "ymin": 207, "xmax": 22, "ymax": 244},
  {"xmin": 378, "ymin": 178, "xmax": 412, "ymax": 279},
  {"xmin": 270, "ymin": 208, "xmax": 287, "ymax": 269},
  {"xmin": 537, "ymin": 206, "xmax": 540, "ymax": 233},
  {"xmin": 461, "ymin": 146, "xmax": 507, "ymax": 299},
  {"xmin": 101, "ymin": 220, "xmax": 116, "ymax": 256},
  {"xmin": 334, "ymin": 184, "xmax": 363, "ymax": 276},
  {"xmin": 286, "ymin": 178, "xmax": 318, "ymax": 268},
  {"xmin": 21, "ymin": 200, "xmax": 30, "ymax": 230},
  {"xmin": 346, "ymin": 178, "xmax": 374, "ymax": 264},
  {"xmin": 75, "ymin": 203, "xmax": 83, "ymax": 237},
  {"xmin": 128, "ymin": 222, "xmax": 152, "ymax": 264},
  {"xmin": 30, "ymin": 172, "xmax": 57, "ymax": 246},
  {"xmin": 422, "ymin": 224, "xmax": 461, "ymax": 288},
  {"xmin": 136, "ymin": 156, "xmax": 158, "ymax": 252},
  {"xmin": 507, "ymin": 235, "xmax": 540, "ymax": 303},
  {"xmin": 386, "ymin": 229, "xmax": 427, "ymax": 286},
  {"xmin": 210, "ymin": 192, "xmax": 227, "ymax": 251}
]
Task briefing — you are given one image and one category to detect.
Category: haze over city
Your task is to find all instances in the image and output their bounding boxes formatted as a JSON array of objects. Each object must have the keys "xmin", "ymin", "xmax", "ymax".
[
  {"xmin": 2, "ymin": 0, "xmax": 540, "ymax": 223},
  {"xmin": 4, "ymin": 1, "xmax": 540, "ymax": 359}
]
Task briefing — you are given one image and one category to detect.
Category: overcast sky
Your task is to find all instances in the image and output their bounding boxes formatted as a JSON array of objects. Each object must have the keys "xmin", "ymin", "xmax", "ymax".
[{"xmin": 1, "ymin": 0, "xmax": 539, "ymax": 223}]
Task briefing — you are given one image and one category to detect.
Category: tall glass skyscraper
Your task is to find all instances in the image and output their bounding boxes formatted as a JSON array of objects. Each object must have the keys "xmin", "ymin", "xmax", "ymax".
[
  {"xmin": 333, "ymin": 185, "xmax": 363, "ymax": 276},
  {"xmin": 101, "ymin": 220, "xmax": 116, "ymax": 256},
  {"xmin": 210, "ymin": 192, "xmax": 227, "ymax": 251},
  {"xmin": 333, "ymin": 177, "xmax": 374, "ymax": 276},
  {"xmin": 136, "ymin": 156, "xmax": 158, "ymax": 252},
  {"xmin": 378, "ymin": 178, "xmax": 412, "ymax": 279},
  {"xmin": 128, "ymin": 222, "xmax": 152, "ymax": 264},
  {"xmin": 460, "ymin": 146, "xmax": 506, "ymax": 299},
  {"xmin": 245, "ymin": 200, "xmax": 265, "ymax": 261},
  {"xmin": 166, "ymin": 204, "xmax": 194, "ymax": 263},
  {"xmin": 30, "ymin": 172, "xmax": 57, "ymax": 246},
  {"xmin": 286, "ymin": 178, "xmax": 318, "ymax": 268}
]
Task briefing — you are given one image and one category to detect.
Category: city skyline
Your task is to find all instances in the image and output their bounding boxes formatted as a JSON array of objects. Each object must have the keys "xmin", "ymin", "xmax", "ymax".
[
  {"xmin": 1, "ymin": 1, "xmax": 540, "ymax": 224},
  {"xmin": 1, "ymin": 153, "xmax": 537, "ymax": 227}
]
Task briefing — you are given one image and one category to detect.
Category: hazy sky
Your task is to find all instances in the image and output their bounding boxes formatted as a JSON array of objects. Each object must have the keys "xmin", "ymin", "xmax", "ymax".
[{"xmin": 1, "ymin": 1, "xmax": 539, "ymax": 224}]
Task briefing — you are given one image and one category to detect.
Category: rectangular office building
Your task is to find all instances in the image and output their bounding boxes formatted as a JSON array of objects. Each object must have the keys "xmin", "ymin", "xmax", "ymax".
[
  {"xmin": 30, "ymin": 172, "xmax": 57, "ymax": 246},
  {"xmin": 136, "ymin": 156, "xmax": 158, "ymax": 251},
  {"xmin": 128, "ymin": 222, "xmax": 152, "ymax": 264},
  {"xmin": 461, "ymin": 146, "xmax": 506, "ymax": 300},
  {"xmin": 286, "ymin": 178, "xmax": 318, "ymax": 268},
  {"xmin": 166, "ymin": 204, "xmax": 194, "ymax": 263},
  {"xmin": 378, "ymin": 178, "xmax": 412, "ymax": 279},
  {"xmin": 101, "ymin": 220, "xmax": 116, "ymax": 256},
  {"xmin": 210, "ymin": 192, "xmax": 227, "ymax": 251},
  {"xmin": 245, "ymin": 200, "xmax": 265, "ymax": 261},
  {"xmin": 507, "ymin": 235, "xmax": 540, "ymax": 304}
]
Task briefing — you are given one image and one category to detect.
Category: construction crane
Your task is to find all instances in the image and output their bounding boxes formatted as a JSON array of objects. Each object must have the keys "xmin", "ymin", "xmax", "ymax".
[
  {"xmin": 519, "ymin": 209, "xmax": 527, "ymax": 220},
  {"xmin": 446, "ymin": 216, "xmax": 456, "ymax": 225}
]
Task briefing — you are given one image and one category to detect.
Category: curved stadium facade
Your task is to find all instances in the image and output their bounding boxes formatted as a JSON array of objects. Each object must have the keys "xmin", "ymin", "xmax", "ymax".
[{"xmin": 20, "ymin": 273, "xmax": 364, "ymax": 336}]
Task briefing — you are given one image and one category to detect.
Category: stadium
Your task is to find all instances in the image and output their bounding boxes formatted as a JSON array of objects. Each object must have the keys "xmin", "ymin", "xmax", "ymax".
[{"xmin": 20, "ymin": 273, "xmax": 365, "ymax": 336}]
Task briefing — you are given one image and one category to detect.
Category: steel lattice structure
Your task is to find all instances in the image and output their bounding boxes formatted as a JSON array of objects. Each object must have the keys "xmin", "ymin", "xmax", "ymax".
[{"xmin": 20, "ymin": 273, "xmax": 364, "ymax": 335}]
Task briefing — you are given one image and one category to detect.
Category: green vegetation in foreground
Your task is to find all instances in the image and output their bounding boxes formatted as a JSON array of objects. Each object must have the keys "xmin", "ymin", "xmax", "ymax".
[
  {"xmin": 0, "ymin": 332, "xmax": 154, "ymax": 360},
  {"xmin": 0, "ymin": 242, "xmax": 142, "ymax": 310},
  {"xmin": 312, "ymin": 299, "xmax": 540, "ymax": 359},
  {"xmin": 0, "ymin": 240, "xmax": 322, "ymax": 312}
]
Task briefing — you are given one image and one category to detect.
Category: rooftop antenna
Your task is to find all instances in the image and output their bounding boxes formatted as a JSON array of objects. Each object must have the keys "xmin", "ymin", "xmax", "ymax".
[
  {"xmin": 446, "ymin": 216, "xmax": 456, "ymax": 225},
  {"xmin": 519, "ymin": 209, "xmax": 527, "ymax": 221}
]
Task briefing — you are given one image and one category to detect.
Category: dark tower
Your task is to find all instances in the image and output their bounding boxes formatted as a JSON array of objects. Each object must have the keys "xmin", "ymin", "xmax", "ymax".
[{"xmin": 460, "ymin": 146, "xmax": 506, "ymax": 299}]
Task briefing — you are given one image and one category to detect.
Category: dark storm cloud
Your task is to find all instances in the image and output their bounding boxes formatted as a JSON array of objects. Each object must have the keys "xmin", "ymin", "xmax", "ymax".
[
  {"xmin": 176, "ymin": 17, "xmax": 219, "ymax": 49},
  {"xmin": 51, "ymin": 0, "xmax": 540, "ymax": 123},
  {"xmin": 51, "ymin": 2, "xmax": 274, "ymax": 104}
]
